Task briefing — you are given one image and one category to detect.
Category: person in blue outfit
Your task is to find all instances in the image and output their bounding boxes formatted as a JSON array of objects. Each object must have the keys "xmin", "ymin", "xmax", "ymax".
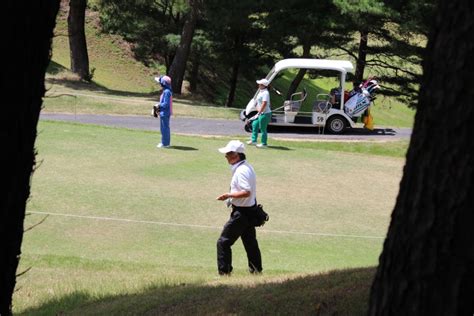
[{"xmin": 153, "ymin": 75, "xmax": 173, "ymax": 148}]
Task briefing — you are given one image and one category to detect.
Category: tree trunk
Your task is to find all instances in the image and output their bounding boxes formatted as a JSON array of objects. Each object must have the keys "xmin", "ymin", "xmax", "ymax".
[
  {"xmin": 0, "ymin": 1, "xmax": 60, "ymax": 315},
  {"xmin": 225, "ymin": 53, "xmax": 240, "ymax": 108},
  {"xmin": 68, "ymin": 0, "xmax": 90, "ymax": 81},
  {"xmin": 189, "ymin": 52, "xmax": 200, "ymax": 92},
  {"xmin": 354, "ymin": 29, "xmax": 368, "ymax": 85},
  {"xmin": 368, "ymin": 1, "xmax": 474, "ymax": 315},
  {"xmin": 285, "ymin": 43, "xmax": 310, "ymax": 100},
  {"xmin": 168, "ymin": 0, "xmax": 200, "ymax": 94},
  {"xmin": 285, "ymin": 68, "xmax": 307, "ymax": 100}
]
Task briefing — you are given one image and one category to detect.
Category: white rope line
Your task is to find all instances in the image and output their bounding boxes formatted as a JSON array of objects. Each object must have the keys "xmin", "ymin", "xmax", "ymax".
[{"xmin": 28, "ymin": 211, "xmax": 385, "ymax": 240}]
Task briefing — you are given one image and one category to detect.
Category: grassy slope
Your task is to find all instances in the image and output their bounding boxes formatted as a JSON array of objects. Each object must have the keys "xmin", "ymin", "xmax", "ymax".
[
  {"xmin": 51, "ymin": 9, "xmax": 158, "ymax": 94},
  {"xmin": 13, "ymin": 121, "xmax": 407, "ymax": 314}
]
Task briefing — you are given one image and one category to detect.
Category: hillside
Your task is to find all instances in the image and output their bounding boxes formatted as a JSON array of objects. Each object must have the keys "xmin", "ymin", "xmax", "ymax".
[
  {"xmin": 50, "ymin": 6, "xmax": 160, "ymax": 94},
  {"xmin": 47, "ymin": 4, "xmax": 415, "ymax": 128}
]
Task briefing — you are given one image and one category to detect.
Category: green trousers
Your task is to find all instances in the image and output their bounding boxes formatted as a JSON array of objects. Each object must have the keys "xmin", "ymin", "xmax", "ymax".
[{"xmin": 251, "ymin": 112, "xmax": 271, "ymax": 145}]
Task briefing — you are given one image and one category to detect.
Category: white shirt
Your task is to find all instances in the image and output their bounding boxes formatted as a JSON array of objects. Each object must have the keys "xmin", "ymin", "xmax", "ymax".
[
  {"xmin": 230, "ymin": 160, "xmax": 256, "ymax": 207},
  {"xmin": 256, "ymin": 89, "xmax": 271, "ymax": 114}
]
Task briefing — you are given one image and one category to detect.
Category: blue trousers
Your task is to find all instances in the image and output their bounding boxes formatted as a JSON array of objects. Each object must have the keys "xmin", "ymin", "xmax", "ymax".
[{"xmin": 160, "ymin": 115, "xmax": 170, "ymax": 146}]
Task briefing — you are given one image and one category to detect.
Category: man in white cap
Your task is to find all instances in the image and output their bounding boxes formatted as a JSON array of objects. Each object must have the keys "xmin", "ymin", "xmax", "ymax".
[
  {"xmin": 248, "ymin": 78, "xmax": 272, "ymax": 148},
  {"xmin": 216, "ymin": 140, "xmax": 262, "ymax": 275}
]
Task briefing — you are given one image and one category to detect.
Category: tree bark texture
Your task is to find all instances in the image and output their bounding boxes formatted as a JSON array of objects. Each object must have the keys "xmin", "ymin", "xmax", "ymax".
[
  {"xmin": 0, "ymin": 2, "xmax": 60, "ymax": 315},
  {"xmin": 169, "ymin": 0, "xmax": 199, "ymax": 94},
  {"xmin": 368, "ymin": 1, "xmax": 474, "ymax": 315},
  {"xmin": 189, "ymin": 52, "xmax": 200, "ymax": 92},
  {"xmin": 354, "ymin": 29, "xmax": 368, "ymax": 85},
  {"xmin": 68, "ymin": 0, "xmax": 90, "ymax": 81},
  {"xmin": 225, "ymin": 35, "xmax": 244, "ymax": 107}
]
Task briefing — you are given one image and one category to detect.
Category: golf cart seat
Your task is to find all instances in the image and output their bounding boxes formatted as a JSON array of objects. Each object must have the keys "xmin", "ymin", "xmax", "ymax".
[
  {"xmin": 284, "ymin": 88, "xmax": 307, "ymax": 112},
  {"xmin": 313, "ymin": 94, "xmax": 332, "ymax": 113}
]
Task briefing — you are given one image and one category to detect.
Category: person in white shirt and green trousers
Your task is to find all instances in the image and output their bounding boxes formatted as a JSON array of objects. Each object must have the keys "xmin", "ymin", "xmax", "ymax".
[{"xmin": 248, "ymin": 78, "xmax": 272, "ymax": 148}]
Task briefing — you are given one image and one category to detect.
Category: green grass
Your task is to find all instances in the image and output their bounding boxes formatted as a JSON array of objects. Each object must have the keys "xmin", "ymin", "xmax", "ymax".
[
  {"xmin": 13, "ymin": 120, "xmax": 407, "ymax": 314},
  {"xmin": 43, "ymin": 80, "xmax": 242, "ymax": 120},
  {"xmin": 28, "ymin": 7, "xmax": 414, "ymax": 314},
  {"xmin": 51, "ymin": 10, "xmax": 159, "ymax": 94}
]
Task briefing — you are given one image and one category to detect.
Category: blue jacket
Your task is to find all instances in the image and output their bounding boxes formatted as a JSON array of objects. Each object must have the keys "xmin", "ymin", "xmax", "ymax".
[{"xmin": 159, "ymin": 83, "xmax": 173, "ymax": 117}]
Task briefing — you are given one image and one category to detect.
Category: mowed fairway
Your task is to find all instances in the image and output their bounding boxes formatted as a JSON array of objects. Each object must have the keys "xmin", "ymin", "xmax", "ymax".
[{"xmin": 15, "ymin": 120, "xmax": 406, "ymax": 314}]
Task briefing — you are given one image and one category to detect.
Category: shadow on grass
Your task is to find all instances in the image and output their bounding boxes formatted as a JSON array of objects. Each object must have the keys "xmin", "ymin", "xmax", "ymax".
[
  {"xmin": 46, "ymin": 77, "xmax": 158, "ymax": 100},
  {"xmin": 47, "ymin": 61, "xmax": 68, "ymax": 75},
  {"xmin": 45, "ymin": 70, "xmax": 244, "ymax": 110},
  {"xmin": 45, "ymin": 76, "xmax": 239, "ymax": 110},
  {"xmin": 268, "ymin": 125, "xmax": 405, "ymax": 137},
  {"xmin": 267, "ymin": 145, "xmax": 291, "ymax": 151},
  {"xmin": 19, "ymin": 267, "xmax": 376, "ymax": 315},
  {"xmin": 169, "ymin": 145, "xmax": 198, "ymax": 151}
]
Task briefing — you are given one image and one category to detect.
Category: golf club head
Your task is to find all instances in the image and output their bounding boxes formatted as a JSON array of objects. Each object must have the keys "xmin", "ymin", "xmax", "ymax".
[{"xmin": 272, "ymin": 87, "xmax": 282, "ymax": 96}]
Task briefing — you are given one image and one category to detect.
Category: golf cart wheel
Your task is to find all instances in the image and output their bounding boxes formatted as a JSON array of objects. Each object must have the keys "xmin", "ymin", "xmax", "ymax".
[
  {"xmin": 326, "ymin": 115, "xmax": 347, "ymax": 134},
  {"xmin": 244, "ymin": 123, "xmax": 253, "ymax": 133}
]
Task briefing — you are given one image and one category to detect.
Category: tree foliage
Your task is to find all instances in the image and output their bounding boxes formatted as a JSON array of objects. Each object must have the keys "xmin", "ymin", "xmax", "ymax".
[
  {"xmin": 333, "ymin": 0, "xmax": 389, "ymax": 83},
  {"xmin": 168, "ymin": 0, "xmax": 201, "ymax": 93},
  {"xmin": 264, "ymin": 0, "xmax": 351, "ymax": 98},
  {"xmin": 202, "ymin": 0, "xmax": 266, "ymax": 106},
  {"xmin": 95, "ymin": 0, "xmax": 435, "ymax": 107},
  {"xmin": 99, "ymin": 0, "xmax": 188, "ymax": 71}
]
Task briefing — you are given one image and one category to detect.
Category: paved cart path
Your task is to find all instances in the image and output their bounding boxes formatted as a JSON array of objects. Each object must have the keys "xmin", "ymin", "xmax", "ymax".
[{"xmin": 40, "ymin": 113, "xmax": 411, "ymax": 142}]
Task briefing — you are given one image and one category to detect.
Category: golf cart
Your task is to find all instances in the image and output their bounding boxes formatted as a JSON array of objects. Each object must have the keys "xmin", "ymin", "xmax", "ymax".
[{"xmin": 240, "ymin": 58, "xmax": 379, "ymax": 134}]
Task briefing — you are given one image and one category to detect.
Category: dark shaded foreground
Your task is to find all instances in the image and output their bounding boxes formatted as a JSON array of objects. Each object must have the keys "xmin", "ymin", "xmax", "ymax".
[{"xmin": 19, "ymin": 267, "xmax": 375, "ymax": 315}]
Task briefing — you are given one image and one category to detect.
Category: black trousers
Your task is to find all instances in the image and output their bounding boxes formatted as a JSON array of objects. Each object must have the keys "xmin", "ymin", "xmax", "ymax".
[{"xmin": 217, "ymin": 206, "xmax": 262, "ymax": 274}]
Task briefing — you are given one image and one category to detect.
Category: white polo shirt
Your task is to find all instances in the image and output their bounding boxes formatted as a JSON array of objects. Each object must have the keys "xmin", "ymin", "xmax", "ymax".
[
  {"xmin": 256, "ymin": 88, "xmax": 271, "ymax": 114},
  {"xmin": 230, "ymin": 160, "xmax": 256, "ymax": 207}
]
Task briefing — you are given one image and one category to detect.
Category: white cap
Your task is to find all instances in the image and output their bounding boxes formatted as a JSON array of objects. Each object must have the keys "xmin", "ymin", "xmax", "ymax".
[
  {"xmin": 154, "ymin": 75, "xmax": 172, "ymax": 85},
  {"xmin": 256, "ymin": 78, "xmax": 270, "ymax": 86},
  {"xmin": 218, "ymin": 140, "xmax": 245, "ymax": 154}
]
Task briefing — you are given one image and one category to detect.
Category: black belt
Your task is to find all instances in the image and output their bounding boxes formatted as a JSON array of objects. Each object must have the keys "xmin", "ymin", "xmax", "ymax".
[
  {"xmin": 232, "ymin": 204, "xmax": 256, "ymax": 210},
  {"xmin": 231, "ymin": 204, "xmax": 257, "ymax": 216}
]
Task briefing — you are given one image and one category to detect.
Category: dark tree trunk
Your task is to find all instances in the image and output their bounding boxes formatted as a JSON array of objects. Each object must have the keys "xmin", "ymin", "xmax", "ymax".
[
  {"xmin": 225, "ymin": 52, "xmax": 240, "ymax": 108},
  {"xmin": 169, "ymin": 0, "xmax": 200, "ymax": 94},
  {"xmin": 285, "ymin": 43, "xmax": 310, "ymax": 100},
  {"xmin": 165, "ymin": 53, "xmax": 174, "ymax": 74},
  {"xmin": 189, "ymin": 52, "xmax": 200, "ymax": 92},
  {"xmin": 68, "ymin": 0, "xmax": 90, "ymax": 81},
  {"xmin": 368, "ymin": 1, "xmax": 474, "ymax": 315},
  {"xmin": 354, "ymin": 29, "xmax": 368, "ymax": 85},
  {"xmin": 0, "ymin": 1, "xmax": 60, "ymax": 315},
  {"xmin": 285, "ymin": 68, "xmax": 307, "ymax": 100}
]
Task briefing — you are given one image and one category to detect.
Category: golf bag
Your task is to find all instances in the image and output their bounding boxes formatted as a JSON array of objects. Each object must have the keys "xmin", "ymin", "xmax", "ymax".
[
  {"xmin": 151, "ymin": 103, "xmax": 160, "ymax": 118},
  {"xmin": 344, "ymin": 78, "xmax": 380, "ymax": 118},
  {"xmin": 252, "ymin": 204, "xmax": 269, "ymax": 227}
]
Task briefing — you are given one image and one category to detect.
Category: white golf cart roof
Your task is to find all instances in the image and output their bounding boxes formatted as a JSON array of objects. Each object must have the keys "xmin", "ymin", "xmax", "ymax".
[{"xmin": 270, "ymin": 58, "xmax": 354, "ymax": 75}]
